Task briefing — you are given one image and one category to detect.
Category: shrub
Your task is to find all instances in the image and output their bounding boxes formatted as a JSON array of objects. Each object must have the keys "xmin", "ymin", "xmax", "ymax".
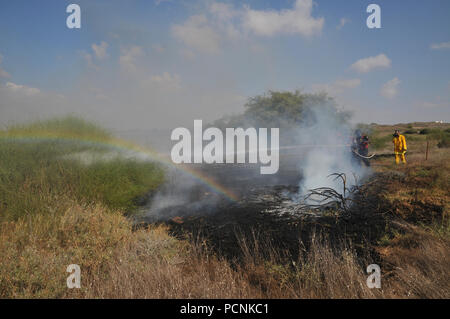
[
  {"xmin": 437, "ymin": 135, "xmax": 450, "ymax": 148},
  {"xmin": 420, "ymin": 128, "xmax": 441, "ymax": 135}
]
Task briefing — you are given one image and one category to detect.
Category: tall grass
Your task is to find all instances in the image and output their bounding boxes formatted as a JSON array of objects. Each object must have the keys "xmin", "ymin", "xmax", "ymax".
[
  {"xmin": 0, "ymin": 116, "xmax": 164, "ymax": 221},
  {"xmin": 0, "ymin": 117, "xmax": 448, "ymax": 298},
  {"xmin": 2, "ymin": 200, "xmax": 448, "ymax": 298},
  {"xmin": 371, "ymin": 134, "xmax": 392, "ymax": 150},
  {"xmin": 3, "ymin": 116, "xmax": 111, "ymax": 141},
  {"xmin": 0, "ymin": 116, "xmax": 167, "ymax": 297}
]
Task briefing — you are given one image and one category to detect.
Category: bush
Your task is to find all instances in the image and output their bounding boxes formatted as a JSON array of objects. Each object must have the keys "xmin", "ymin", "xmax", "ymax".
[
  {"xmin": 420, "ymin": 128, "xmax": 442, "ymax": 135},
  {"xmin": 437, "ymin": 135, "xmax": 450, "ymax": 148}
]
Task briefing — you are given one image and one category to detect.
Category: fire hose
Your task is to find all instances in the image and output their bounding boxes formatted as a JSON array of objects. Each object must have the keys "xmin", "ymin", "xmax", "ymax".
[{"xmin": 352, "ymin": 149, "xmax": 376, "ymax": 159}]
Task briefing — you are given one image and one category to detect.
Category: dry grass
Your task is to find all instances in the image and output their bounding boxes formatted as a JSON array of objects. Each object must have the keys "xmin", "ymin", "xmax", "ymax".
[
  {"xmin": 366, "ymin": 124, "xmax": 450, "ymax": 298},
  {"xmin": 0, "ymin": 200, "xmax": 376, "ymax": 298},
  {"xmin": 0, "ymin": 199, "xmax": 130, "ymax": 298},
  {"xmin": 1, "ymin": 119, "xmax": 448, "ymax": 299},
  {"xmin": 377, "ymin": 222, "xmax": 450, "ymax": 298},
  {"xmin": 1, "ymin": 196, "xmax": 448, "ymax": 298},
  {"xmin": 0, "ymin": 197, "xmax": 258, "ymax": 298},
  {"xmin": 236, "ymin": 233, "xmax": 383, "ymax": 298}
]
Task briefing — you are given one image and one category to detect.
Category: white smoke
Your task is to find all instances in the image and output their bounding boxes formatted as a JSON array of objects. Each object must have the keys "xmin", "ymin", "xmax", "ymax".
[{"xmin": 295, "ymin": 104, "xmax": 371, "ymax": 199}]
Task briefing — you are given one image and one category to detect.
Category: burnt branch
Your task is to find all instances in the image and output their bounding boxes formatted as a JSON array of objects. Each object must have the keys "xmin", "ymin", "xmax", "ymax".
[{"xmin": 300, "ymin": 173, "xmax": 362, "ymax": 215}]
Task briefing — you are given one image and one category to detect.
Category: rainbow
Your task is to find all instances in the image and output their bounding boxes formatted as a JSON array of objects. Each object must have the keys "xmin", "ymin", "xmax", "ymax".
[{"xmin": 0, "ymin": 131, "xmax": 240, "ymax": 201}]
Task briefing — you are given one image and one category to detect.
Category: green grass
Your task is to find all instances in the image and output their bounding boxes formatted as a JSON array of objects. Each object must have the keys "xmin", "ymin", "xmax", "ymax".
[
  {"xmin": 0, "ymin": 116, "xmax": 164, "ymax": 221},
  {"xmin": 371, "ymin": 131, "xmax": 429, "ymax": 150},
  {"xmin": 438, "ymin": 136, "xmax": 450, "ymax": 148},
  {"xmin": 371, "ymin": 134, "xmax": 392, "ymax": 150},
  {"xmin": 404, "ymin": 134, "xmax": 424, "ymax": 142},
  {"xmin": 4, "ymin": 116, "xmax": 111, "ymax": 141},
  {"xmin": 416, "ymin": 128, "xmax": 450, "ymax": 147}
]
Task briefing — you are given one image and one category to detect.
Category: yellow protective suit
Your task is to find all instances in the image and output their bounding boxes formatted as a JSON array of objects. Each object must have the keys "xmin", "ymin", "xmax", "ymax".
[{"xmin": 393, "ymin": 134, "xmax": 407, "ymax": 164}]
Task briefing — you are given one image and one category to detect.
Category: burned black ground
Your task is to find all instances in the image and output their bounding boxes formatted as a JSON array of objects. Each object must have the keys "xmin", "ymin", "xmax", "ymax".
[{"xmin": 134, "ymin": 164, "xmax": 430, "ymax": 267}]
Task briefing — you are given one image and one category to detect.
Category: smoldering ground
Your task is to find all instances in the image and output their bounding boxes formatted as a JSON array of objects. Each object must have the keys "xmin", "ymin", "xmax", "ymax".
[
  {"xmin": 292, "ymin": 104, "xmax": 371, "ymax": 200},
  {"xmin": 136, "ymin": 98, "xmax": 372, "ymax": 223}
]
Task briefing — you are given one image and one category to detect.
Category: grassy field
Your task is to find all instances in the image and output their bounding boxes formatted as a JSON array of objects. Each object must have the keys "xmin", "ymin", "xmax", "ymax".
[
  {"xmin": 0, "ymin": 117, "xmax": 164, "ymax": 221},
  {"xmin": 369, "ymin": 121, "xmax": 450, "ymax": 154},
  {"xmin": 0, "ymin": 117, "xmax": 166, "ymax": 297},
  {"xmin": 0, "ymin": 117, "xmax": 448, "ymax": 298}
]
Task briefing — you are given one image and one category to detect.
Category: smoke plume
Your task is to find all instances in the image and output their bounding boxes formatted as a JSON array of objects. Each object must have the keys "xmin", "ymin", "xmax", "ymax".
[{"xmin": 294, "ymin": 104, "xmax": 371, "ymax": 200}]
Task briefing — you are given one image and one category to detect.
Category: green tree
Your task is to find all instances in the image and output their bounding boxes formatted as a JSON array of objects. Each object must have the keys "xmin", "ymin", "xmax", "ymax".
[{"xmin": 214, "ymin": 90, "xmax": 350, "ymax": 129}]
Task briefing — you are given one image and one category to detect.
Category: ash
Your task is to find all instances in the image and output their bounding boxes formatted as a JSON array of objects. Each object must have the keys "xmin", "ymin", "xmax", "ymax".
[{"xmin": 138, "ymin": 183, "xmax": 323, "ymax": 225}]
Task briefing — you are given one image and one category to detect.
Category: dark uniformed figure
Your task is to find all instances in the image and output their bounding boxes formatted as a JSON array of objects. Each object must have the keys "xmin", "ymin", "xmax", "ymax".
[{"xmin": 351, "ymin": 130, "xmax": 370, "ymax": 167}]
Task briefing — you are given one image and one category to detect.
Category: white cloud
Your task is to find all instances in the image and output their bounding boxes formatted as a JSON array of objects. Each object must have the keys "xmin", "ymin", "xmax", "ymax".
[
  {"xmin": 5, "ymin": 82, "xmax": 40, "ymax": 96},
  {"xmin": 351, "ymin": 54, "xmax": 391, "ymax": 73},
  {"xmin": 79, "ymin": 42, "xmax": 109, "ymax": 69},
  {"xmin": 209, "ymin": 2, "xmax": 238, "ymax": 21},
  {"xmin": 208, "ymin": 2, "xmax": 241, "ymax": 40},
  {"xmin": 380, "ymin": 77, "xmax": 400, "ymax": 99},
  {"xmin": 171, "ymin": 0, "xmax": 323, "ymax": 55},
  {"xmin": 337, "ymin": 18, "xmax": 349, "ymax": 30},
  {"xmin": 243, "ymin": 0, "xmax": 324, "ymax": 37},
  {"xmin": 92, "ymin": 41, "xmax": 109, "ymax": 59},
  {"xmin": 119, "ymin": 46, "xmax": 144, "ymax": 72},
  {"xmin": 149, "ymin": 72, "xmax": 181, "ymax": 89},
  {"xmin": 171, "ymin": 15, "xmax": 221, "ymax": 54},
  {"xmin": 312, "ymin": 78, "xmax": 361, "ymax": 95},
  {"xmin": 430, "ymin": 41, "xmax": 450, "ymax": 50},
  {"xmin": 79, "ymin": 51, "xmax": 96, "ymax": 69}
]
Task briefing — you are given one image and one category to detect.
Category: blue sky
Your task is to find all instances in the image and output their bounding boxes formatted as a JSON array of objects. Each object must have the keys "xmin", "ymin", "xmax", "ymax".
[{"xmin": 0, "ymin": 0, "xmax": 449, "ymax": 129}]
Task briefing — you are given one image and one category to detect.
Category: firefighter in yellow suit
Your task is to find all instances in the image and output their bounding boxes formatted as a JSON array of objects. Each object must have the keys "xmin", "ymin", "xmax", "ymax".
[{"xmin": 392, "ymin": 130, "xmax": 407, "ymax": 164}]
